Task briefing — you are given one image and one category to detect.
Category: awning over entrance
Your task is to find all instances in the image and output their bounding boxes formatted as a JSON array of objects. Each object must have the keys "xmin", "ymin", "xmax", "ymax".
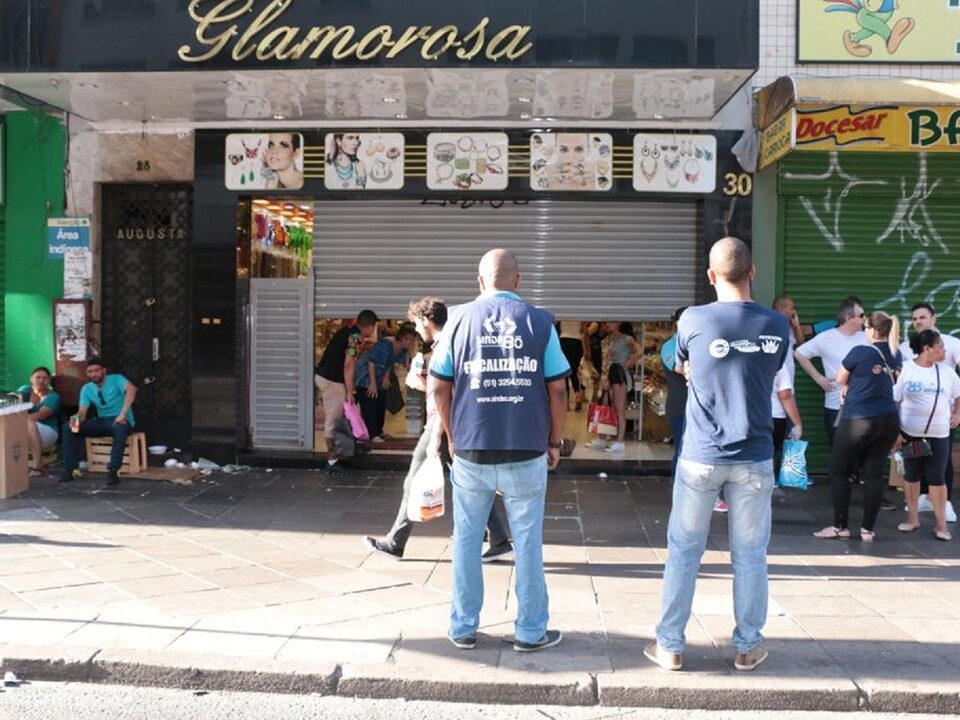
[
  {"xmin": 0, "ymin": 0, "xmax": 758, "ymax": 127},
  {"xmin": 757, "ymin": 76, "xmax": 960, "ymax": 169}
]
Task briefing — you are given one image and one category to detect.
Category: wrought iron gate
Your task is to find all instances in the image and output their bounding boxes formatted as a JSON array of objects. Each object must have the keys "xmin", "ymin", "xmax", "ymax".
[{"xmin": 101, "ymin": 184, "xmax": 192, "ymax": 449}]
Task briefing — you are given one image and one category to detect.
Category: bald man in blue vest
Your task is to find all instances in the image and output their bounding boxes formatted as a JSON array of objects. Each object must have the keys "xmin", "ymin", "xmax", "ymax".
[{"xmin": 431, "ymin": 249, "xmax": 570, "ymax": 652}]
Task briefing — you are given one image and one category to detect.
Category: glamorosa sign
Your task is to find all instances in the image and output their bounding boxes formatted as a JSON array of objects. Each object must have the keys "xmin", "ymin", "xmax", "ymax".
[{"xmin": 794, "ymin": 105, "xmax": 960, "ymax": 152}]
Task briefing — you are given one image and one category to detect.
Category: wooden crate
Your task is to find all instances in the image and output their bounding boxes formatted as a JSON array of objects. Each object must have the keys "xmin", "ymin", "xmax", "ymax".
[{"xmin": 85, "ymin": 432, "xmax": 147, "ymax": 474}]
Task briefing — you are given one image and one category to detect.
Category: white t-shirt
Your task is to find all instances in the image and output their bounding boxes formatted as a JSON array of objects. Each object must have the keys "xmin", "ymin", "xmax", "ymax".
[
  {"xmin": 796, "ymin": 328, "xmax": 869, "ymax": 410},
  {"xmin": 559, "ymin": 321, "xmax": 582, "ymax": 340},
  {"xmin": 771, "ymin": 363, "xmax": 794, "ymax": 420},
  {"xmin": 893, "ymin": 362, "xmax": 960, "ymax": 438},
  {"xmin": 898, "ymin": 332, "xmax": 960, "ymax": 369}
]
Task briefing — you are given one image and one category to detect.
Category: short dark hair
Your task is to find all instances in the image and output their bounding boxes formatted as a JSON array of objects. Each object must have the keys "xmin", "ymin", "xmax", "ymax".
[
  {"xmin": 30, "ymin": 366, "xmax": 52, "ymax": 377},
  {"xmin": 772, "ymin": 295, "xmax": 793, "ymax": 312},
  {"xmin": 356, "ymin": 310, "xmax": 379, "ymax": 327},
  {"xmin": 673, "ymin": 307, "xmax": 688, "ymax": 323},
  {"xmin": 408, "ymin": 297, "xmax": 447, "ymax": 328},
  {"xmin": 709, "ymin": 237, "xmax": 752, "ymax": 284},
  {"xmin": 911, "ymin": 302, "xmax": 935, "ymax": 316},
  {"xmin": 86, "ymin": 356, "xmax": 105, "ymax": 369},
  {"xmin": 836, "ymin": 296, "xmax": 863, "ymax": 324},
  {"xmin": 396, "ymin": 323, "xmax": 419, "ymax": 341},
  {"xmin": 910, "ymin": 329, "xmax": 941, "ymax": 356}
]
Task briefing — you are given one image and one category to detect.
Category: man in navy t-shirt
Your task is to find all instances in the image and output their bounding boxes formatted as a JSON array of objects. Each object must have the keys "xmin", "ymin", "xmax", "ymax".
[
  {"xmin": 645, "ymin": 238, "xmax": 789, "ymax": 674},
  {"xmin": 431, "ymin": 249, "xmax": 569, "ymax": 653}
]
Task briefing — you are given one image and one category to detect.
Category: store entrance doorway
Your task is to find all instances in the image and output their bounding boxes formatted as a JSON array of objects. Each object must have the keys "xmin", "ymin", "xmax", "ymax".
[{"xmin": 100, "ymin": 183, "xmax": 193, "ymax": 450}]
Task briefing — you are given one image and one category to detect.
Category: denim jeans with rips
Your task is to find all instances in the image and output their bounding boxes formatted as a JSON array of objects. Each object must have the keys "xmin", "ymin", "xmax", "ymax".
[
  {"xmin": 449, "ymin": 454, "xmax": 549, "ymax": 644},
  {"xmin": 656, "ymin": 458, "xmax": 774, "ymax": 654}
]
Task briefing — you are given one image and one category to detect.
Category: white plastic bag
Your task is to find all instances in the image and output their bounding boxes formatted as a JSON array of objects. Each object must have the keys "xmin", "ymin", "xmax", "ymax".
[{"xmin": 406, "ymin": 455, "xmax": 445, "ymax": 522}]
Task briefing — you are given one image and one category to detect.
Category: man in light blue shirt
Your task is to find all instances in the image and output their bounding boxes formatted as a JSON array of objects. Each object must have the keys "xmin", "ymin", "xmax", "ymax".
[{"xmin": 61, "ymin": 357, "xmax": 137, "ymax": 486}]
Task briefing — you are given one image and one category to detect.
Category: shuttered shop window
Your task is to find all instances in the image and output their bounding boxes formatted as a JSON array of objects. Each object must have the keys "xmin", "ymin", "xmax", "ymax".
[
  {"xmin": 312, "ymin": 199, "xmax": 698, "ymax": 319},
  {"xmin": 780, "ymin": 152, "xmax": 960, "ymax": 469},
  {"xmin": 249, "ymin": 279, "xmax": 315, "ymax": 450}
]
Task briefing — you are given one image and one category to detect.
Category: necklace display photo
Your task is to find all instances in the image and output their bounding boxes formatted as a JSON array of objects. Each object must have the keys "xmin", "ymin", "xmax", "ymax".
[{"xmin": 334, "ymin": 159, "xmax": 356, "ymax": 188}]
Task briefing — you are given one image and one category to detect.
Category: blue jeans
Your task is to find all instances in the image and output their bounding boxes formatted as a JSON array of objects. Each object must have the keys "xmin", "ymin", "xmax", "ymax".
[
  {"xmin": 62, "ymin": 417, "xmax": 131, "ymax": 472},
  {"xmin": 668, "ymin": 416, "xmax": 685, "ymax": 479},
  {"xmin": 449, "ymin": 454, "xmax": 549, "ymax": 644},
  {"xmin": 657, "ymin": 458, "xmax": 774, "ymax": 654}
]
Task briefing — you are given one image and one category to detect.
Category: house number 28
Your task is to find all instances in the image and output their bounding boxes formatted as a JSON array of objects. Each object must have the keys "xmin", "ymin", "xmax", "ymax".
[
  {"xmin": 722, "ymin": 172, "xmax": 752, "ymax": 197},
  {"xmin": 137, "ymin": 160, "xmax": 151, "ymax": 172}
]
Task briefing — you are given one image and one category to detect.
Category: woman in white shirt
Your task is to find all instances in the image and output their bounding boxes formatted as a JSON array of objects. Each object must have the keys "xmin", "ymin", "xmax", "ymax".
[{"xmin": 894, "ymin": 330, "xmax": 960, "ymax": 541}]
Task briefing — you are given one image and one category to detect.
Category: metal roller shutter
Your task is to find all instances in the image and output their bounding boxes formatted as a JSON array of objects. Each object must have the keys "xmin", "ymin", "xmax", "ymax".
[
  {"xmin": 312, "ymin": 199, "xmax": 698, "ymax": 319},
  {"xmin": 780, "ymin": 151, "xmax": 960, "ymax": 469},
  {"xmin": 249, "ymin": 279, "xmax": 315, "ymax": 450}
]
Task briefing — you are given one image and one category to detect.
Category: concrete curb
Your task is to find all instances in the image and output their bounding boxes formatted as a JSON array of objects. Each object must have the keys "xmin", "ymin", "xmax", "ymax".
[
  {"xmin": 1, "ymin": 645, "xmax": 339, "ymax": 696},
  {"xmin": 338, "ymin": 665, "xmax": 596, "ymax": 706},
  {"xmin": 3, "ymin": 644, "xmax": 960, "ymax": 713}
]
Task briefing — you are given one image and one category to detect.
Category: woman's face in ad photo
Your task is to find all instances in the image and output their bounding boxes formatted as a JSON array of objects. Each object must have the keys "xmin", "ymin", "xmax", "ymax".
[{"xmin": 265, "ymin": 133, "xmax": 298, "ymax": 171}]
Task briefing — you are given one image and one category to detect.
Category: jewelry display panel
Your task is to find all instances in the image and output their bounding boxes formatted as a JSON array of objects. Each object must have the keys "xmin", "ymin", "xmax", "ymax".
[
  {"xmin": 225, "ymin": 133, "xmax": 305, "ymax": 190},
  {"xmin": 324, "ymin": 132, "xmax": 405, "ymax": 191},
  {"xmin": 529, "ymin": 132, "xmax": 613, "ymax": 192},
  {"xmin": 632, "ymin": 133, "xmax": 717, "ymax": 194},
  {"xmin": 426, "ymin": 132, "xmax": 509, "ymax": 191}
]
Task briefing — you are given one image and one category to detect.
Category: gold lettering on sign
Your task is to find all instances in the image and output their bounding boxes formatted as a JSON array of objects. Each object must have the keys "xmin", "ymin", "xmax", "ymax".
[{"xmin": 178, "ymin": 0, "xmax": 534, "ymax": 64}]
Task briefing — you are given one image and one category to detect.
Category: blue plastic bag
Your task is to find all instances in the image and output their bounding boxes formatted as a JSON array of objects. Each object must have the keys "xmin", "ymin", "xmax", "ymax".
[{"xmin": 777, "ymin": 439, "xmax": 809, "ymax": 490}]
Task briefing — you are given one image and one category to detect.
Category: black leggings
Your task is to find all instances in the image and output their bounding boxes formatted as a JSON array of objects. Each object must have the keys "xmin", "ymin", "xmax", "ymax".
[
  {"xmin": 559, "ymin": 337, "xmax": 583, "ymax": 394},
  {"xmin": 773, "ymin": 417, "xmax": 788, "ymax": 477},
  {"xmin": 828, "ymin": 412, "xmax": 900, "ymax": 532}
]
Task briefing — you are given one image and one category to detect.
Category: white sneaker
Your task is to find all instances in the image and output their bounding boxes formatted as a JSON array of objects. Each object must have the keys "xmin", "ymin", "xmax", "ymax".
[
  {"xmin": 946, "ymin": 501, "xmax": 957, "ymax": 523},
  {"xmin": 605, "ymin": 442, "xmax": 626, "ymax": 454},
  {"xmin": 586, "ymin": 439, "xmax": 608, "ymax": 450},
  {"xmin": 918, "ymin": 494, "xmax": 934, "ymax": 513}
]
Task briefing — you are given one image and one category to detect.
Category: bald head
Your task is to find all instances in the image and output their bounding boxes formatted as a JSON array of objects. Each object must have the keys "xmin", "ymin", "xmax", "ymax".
[
  {"xmin": 709, "ymin": 237, "xmax": 753, "ymax": 285},
  {"xmin": 478, "ymin": 249, "xmax": 520, "ymax": 292}
]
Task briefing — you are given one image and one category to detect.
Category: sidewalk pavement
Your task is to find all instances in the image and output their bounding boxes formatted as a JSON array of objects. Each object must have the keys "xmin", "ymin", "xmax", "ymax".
[{"xmin": 0, "ymin": 468, "xmax": 958, "ymax": 713}]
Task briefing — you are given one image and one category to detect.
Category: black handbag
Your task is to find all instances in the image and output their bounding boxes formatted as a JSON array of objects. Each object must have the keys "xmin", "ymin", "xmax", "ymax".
[
  {"xmin": 385, "ymin": 369, "xmax": 405, "ymax": 415},
  {"xmin": 900, "ymin": 365, "xmax": 938, "ymax": 460}
]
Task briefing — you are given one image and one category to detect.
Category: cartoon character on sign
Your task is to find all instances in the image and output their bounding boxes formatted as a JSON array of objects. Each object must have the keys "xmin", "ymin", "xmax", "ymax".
[{"xmin": 824, "ymin": 0, "xmax": 915, "ymax": 58}]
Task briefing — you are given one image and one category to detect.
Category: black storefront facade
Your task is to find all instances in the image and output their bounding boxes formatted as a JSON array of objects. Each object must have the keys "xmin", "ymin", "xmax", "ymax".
[{"xmin": 0, "ymin": 0, "xmax": 759, "ymax": 465}]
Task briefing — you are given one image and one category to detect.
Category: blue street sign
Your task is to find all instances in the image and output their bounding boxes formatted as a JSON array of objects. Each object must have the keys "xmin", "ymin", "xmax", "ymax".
[{"xmin": 47, "ymin": 217, "xmax": 91, "ymax": 259}]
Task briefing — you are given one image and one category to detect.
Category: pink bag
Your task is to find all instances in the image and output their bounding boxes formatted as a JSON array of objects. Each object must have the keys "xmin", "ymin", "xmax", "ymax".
[{"xmin": 343, "ymin": 402, "xmax": 369, "ymax": 441}]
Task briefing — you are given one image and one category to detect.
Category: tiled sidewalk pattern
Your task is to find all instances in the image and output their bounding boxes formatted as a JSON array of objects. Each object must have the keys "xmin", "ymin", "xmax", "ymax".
[{"xmin": 0, "ymin": 469, "xmax": 958, "ymax": 708}]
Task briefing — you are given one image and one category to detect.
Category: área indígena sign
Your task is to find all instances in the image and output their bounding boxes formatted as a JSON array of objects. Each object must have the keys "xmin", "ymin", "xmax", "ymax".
[{"xmin": 178, "ymin": 0, "xmax": 534, "ymax": 64}]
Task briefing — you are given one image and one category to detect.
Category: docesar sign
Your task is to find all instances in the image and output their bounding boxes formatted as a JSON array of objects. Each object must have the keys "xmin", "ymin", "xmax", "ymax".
[{"xmin": 794, "ymin": 105, "xmax": 960, "ymax": 153}]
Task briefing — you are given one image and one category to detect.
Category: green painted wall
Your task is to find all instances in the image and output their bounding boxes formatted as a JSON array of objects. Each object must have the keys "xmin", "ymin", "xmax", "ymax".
[{"xmin": 1, "ymin": 111, "xmax": 66, "ymax": 391}]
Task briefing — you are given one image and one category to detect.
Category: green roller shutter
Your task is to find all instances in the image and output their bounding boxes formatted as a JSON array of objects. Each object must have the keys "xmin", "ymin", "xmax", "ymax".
[{"xmin": 779, "ymin": 152, "xmax": 960, "ymax": 471}]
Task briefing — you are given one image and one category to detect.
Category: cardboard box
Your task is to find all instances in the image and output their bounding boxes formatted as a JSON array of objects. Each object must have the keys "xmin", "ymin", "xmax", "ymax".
[{"xmin": 0, "ymin": 404, "xmax": 31, "ymax": 498}]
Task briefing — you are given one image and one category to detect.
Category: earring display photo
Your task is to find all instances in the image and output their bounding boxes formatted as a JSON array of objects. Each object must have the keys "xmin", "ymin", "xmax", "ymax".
[
  {"xmin": 529, "ymin": 132, "xmax": 613, "ymax": 192},
  {"xmin": 426, "ymin": 132, "xmax": 509, "ymax": 191},
  {"xmin": 632, "ymin": 133, "xmax": 717, "ymax": 194},
  {"xmin": 225, "ymin": 133, "xmax": 306, "ymax": 191},
  {"xmin": 324, "ymin": 132, "xmax": 405, "ymax": 191}
]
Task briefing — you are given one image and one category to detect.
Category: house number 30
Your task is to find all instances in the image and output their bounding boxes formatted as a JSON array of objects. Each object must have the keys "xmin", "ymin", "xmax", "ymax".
[{"xmin": 722, "ymin": 172, "xmax": 752, "ymax": 197}]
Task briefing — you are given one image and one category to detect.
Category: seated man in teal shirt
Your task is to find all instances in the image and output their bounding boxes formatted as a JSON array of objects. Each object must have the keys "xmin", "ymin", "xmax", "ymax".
[
  {"xmin": 61, "ymin": 357, "xmax": 137, "ymax": 486},
  {"xmin": 18, "ymin": 366, "xmax": 62, "ymax": 477}
]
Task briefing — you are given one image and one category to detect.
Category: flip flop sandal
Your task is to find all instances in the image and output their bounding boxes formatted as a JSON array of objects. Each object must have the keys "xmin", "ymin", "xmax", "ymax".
[
  {"xmin": 813, "ymin": 526, "xmax": 850, "ymax": 539},
  {"xmin": 859, "ymin": 529, "xmax": 875, "ymax": 543},
  {"xmin": 28, "ymin": 467, "xmax": 45, "ymax": 478},
  {"xmin": 935, "ymin": 530, "xmax": 952, "ymax": 542},
  {"xmin": 897, "ymin": 523, "xmax": 921, "ymax": 533}
]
